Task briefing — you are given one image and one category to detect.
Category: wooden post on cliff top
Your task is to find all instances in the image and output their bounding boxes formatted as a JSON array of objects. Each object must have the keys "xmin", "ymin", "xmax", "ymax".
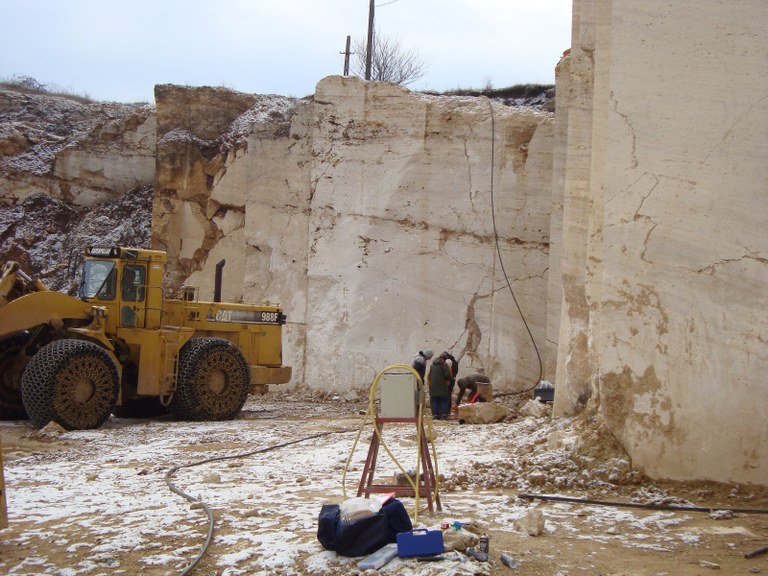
[
  {"xmin": 365, "ymin": 0, "xmax": 374, "ymax": 80},
  {"xmin": 341, "ymin": 35, "xmax": 352, "ymax": 76}
]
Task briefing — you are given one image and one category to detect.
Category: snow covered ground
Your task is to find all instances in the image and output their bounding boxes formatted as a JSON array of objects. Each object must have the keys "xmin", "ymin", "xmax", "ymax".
[{"xmin": 1, "ymin": 393, "xmax": 766, "ymax": 576}]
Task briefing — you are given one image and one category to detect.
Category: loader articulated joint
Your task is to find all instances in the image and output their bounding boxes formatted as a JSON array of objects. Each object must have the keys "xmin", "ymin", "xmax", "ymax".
[
  {"xmin": 89, "ymin": 305, "xmax": 109, "ymax": 330},
  {"xmin": 91, "ymin": 305, "xmax": 108, "ymax": 319}
]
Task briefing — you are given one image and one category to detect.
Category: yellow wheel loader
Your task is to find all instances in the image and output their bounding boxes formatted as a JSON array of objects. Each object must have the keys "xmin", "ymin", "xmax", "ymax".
[{"xmin": 0, "ymin": 247, "xmax": 291, "ymax": 430}]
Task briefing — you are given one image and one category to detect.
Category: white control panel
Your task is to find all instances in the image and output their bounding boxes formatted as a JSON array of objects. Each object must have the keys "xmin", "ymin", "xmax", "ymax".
[{"xmin": 379, "ymin": 372, "xmax": 418, "ymax": 418}]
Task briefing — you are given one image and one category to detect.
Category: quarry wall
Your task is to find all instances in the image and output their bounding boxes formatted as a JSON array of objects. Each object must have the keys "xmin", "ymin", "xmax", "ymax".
[
  {"xmin": 1, "ymin": 0, "xmax": 765, "ymax": 487},
  {"xmin": 554, "ymin": 0, "xmax": 768, "ymax": 484},
  {"xmin": 152, "ymin": 78, "xmax": 556, "ymax": 393}
]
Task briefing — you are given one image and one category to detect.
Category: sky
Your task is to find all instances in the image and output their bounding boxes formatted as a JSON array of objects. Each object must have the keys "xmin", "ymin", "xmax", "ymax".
[{"xmin": 1, "ymin": 0, "xmax": 572, "ymax": 104}]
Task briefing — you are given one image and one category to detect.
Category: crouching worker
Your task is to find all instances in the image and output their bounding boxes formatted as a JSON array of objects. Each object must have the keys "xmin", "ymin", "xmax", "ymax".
[{"xmin": 455, "ymin": 371, "xmax": 491, "ymax": 405}]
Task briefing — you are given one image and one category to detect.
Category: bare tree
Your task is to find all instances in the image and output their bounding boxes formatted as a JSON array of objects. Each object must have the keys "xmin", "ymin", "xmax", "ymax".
[{"xmin": 351, "ymin": 32, "xmax": 428, "ymax": 86}]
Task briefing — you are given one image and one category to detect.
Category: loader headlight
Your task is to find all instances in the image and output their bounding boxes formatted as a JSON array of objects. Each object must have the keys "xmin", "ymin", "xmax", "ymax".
[{"xmin": 86, "ymin": 247, "xmax": 120, "ymax": 257}]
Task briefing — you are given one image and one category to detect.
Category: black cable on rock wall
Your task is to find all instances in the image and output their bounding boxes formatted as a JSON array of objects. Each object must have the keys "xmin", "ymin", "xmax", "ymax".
[{"xmin": 487, "ymin": 99, "xmax": 543, "ymax": 391}]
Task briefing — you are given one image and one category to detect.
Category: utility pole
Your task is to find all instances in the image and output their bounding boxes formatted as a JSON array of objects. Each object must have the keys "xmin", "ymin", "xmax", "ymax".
[
  {"xmin": 365, "ymin": 0, "xmax": 375, "ymax": 80},
  {"xmin": 341, "ymin": 35, "xmax": 352, "ymax": 76}
]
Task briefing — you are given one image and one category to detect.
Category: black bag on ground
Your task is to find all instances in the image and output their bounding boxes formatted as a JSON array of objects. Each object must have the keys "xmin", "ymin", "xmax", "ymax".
[
  {"xmin": 317, "ymin": 498, "xmax": 413, "ymax": 557},
  {"xmin": 380, "ymin": 498, "xmax": 413, "ymax": 541}
]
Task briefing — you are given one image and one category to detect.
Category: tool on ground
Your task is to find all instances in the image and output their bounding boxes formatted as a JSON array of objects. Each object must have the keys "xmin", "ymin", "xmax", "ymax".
[{"xmin": 357, "ymin": 542, "xmax": 398, "ymax": 570}]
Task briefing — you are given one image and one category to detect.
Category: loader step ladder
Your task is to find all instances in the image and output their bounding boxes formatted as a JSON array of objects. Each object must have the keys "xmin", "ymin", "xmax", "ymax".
[
  {"xmin": 357, "ymin": 416, "xmax": 442, "ymax": 513},
  {"xmin": 160, "ymin": 330, "xmax": 182, "ymax": 396}
]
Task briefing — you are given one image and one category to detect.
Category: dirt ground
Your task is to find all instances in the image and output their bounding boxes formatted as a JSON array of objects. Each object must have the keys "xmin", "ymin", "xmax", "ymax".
[{"xmin": 1, "ymin": 392, "xmax": 767, "ymax": 576}]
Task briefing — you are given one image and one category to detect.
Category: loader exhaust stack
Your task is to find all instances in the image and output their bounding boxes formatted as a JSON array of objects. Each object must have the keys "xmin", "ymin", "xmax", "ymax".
[{"xmin": 214, "ymin": 259, "xmax": 226, "ymax": 303}]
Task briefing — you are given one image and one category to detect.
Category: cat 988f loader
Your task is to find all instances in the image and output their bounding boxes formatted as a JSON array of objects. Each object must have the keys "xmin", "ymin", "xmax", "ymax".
[{"xmin": 0, "ymin": 246, "xmax": 292, "ymax": 430}]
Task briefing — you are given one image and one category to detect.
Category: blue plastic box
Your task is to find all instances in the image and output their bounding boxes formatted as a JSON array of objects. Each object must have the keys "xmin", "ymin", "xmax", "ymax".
[{"xmin": 396, "ymin": 529, "xmax": 444, "ymax": 557}]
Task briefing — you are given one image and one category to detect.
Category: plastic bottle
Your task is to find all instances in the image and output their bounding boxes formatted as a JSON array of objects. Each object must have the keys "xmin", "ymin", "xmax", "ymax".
[{"xmin": 500, "ymin": 553, "xmax": 521, "ymax": 569}]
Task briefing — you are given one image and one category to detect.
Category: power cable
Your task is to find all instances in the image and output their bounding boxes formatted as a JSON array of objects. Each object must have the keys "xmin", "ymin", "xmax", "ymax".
[
  {"xmin": 166, "ymin": 428, "xmax": 353, "ymax": 575},
  {"xmin": 487, "ymin": 99, "xmax": 543, "ymax": 392}
]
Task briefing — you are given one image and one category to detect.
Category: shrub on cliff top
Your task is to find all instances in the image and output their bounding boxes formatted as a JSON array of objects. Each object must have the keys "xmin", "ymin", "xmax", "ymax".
[{"xmin": 0, "ymin": 74, "xmax": 93, "ymax": 104}]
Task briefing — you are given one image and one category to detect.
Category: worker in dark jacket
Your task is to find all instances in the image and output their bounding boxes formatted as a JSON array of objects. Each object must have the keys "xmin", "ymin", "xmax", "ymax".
[
  {"xmin": 411, "ymin": 349, "xmax": 433, "ymax": 384},
  {"xmin": 442, "ymin": 351, "xmax": 459, "ymax": 388},
  {"xmin": 428, "ymin": 353, "xmax": 452, "ymax": 420},
  {"xmin": 455, "ymin": 371, "xmax": 491, "ymax": 405},
  {"xmin": 441, "ymin": 351, "xmax": 459, "ymax": 410}
]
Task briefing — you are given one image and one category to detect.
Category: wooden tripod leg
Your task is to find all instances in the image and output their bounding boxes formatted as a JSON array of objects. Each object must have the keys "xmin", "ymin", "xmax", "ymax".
[
  {"xmin": 419, "ymin": 425, "xmax": 442, "ymax": 511},
  {"xmin": 357, "ymin": 422, "xmax": 383, "ymax": 497}
]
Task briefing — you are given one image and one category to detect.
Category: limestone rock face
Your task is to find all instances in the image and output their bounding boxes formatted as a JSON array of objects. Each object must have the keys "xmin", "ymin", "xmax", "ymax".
[
  {"xmin": 152, "ymin": 84, "xmax": 310, "ymax": 384},
  {"xmin": 0, "ymin": 90, "xmax": 155, "ymax": 207},
  {"xmin": 152, "ymin": 84, "xmax": 303, "ymax": 299},
  {"xmin": 305, "ymin": 77, "xmax": 553, "ymax": 392},
  {"xmin": 0, "ymin": 187, "xmax": 152, "ymax": 292},
  {"xmin": 152, "ymin": 77, "xmax": 555, "ymax": 395},
  {"xmin": 553, "ymin": 0, "xmax": 768, "ymax": 485}
]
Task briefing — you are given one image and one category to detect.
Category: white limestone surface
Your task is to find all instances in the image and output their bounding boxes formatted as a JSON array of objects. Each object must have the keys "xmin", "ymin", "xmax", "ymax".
[
  {"xmin": 555, "ymin": 0, "xmax": 768, "ymax": 485},
  {"xmin": 304, "ymin": 77, "xmax": 553, "ymax": 392}
]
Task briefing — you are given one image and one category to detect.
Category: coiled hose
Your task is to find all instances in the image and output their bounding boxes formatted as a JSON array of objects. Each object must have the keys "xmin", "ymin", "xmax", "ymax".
[{"xmin": 166, "ymin": 429, "xmax": 348, "ymax": 575}]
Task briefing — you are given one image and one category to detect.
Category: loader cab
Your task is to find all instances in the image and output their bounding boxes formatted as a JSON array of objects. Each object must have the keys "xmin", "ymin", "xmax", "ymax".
[{"xmin": 80, "ymin": 247, "xmax": 167, "ymax": 330}]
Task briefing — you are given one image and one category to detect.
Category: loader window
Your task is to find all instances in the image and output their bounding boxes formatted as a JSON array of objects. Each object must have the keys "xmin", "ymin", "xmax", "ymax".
[
  {"xmin": 121, "ymin": 265, "xmax": 146, "ymax": 302},
  {"xmin": 81, "ymin": 260, "xmax": 117, "ymax": 300}
]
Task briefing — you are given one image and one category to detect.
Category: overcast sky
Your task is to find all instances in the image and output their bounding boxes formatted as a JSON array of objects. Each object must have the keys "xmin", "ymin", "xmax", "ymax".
[{"xmin": 1, "ymin": 0, "xmax": 572, "ymax": 104}]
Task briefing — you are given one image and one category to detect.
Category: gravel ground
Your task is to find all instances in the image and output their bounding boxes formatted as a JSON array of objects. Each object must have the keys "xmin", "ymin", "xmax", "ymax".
[{"xmin": 1, "ymin": 391, "xmax": 767, "ymax": 575}]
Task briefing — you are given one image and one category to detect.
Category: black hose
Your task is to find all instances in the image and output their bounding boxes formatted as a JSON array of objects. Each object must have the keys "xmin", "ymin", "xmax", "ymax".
[
  {"xmin": 745, "ymin": 546, "xmax": 768, "ymax": 559},
  {"xmin": 518, "ymin": 493, "xmax": 768, "ymax": 515},
  {"xmin": 487, "ymin": 99, "xmax": 544, "ymax": 391},
  {"xmin": 166, "ymin": 428, "xmax": 353, "ymax": 575}
]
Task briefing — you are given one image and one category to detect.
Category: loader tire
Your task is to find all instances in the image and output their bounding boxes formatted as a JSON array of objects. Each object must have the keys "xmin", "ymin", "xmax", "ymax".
[
  {"xmin": 0, "ymin": 333, "xmax": 31, "ymax": 420},
  {"xmin": 21, "ymin": 339, "xmax": 119, "ymax": 430},
  {"xmin": 170, "ymin": 337, "xmax": 250, "ymax": 421}
]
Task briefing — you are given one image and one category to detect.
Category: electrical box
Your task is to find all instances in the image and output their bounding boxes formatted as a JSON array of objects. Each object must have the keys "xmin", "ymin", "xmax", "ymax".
[{"xmin": 379, "ymin": 372, "xmax": 418, "ymax": 419}]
